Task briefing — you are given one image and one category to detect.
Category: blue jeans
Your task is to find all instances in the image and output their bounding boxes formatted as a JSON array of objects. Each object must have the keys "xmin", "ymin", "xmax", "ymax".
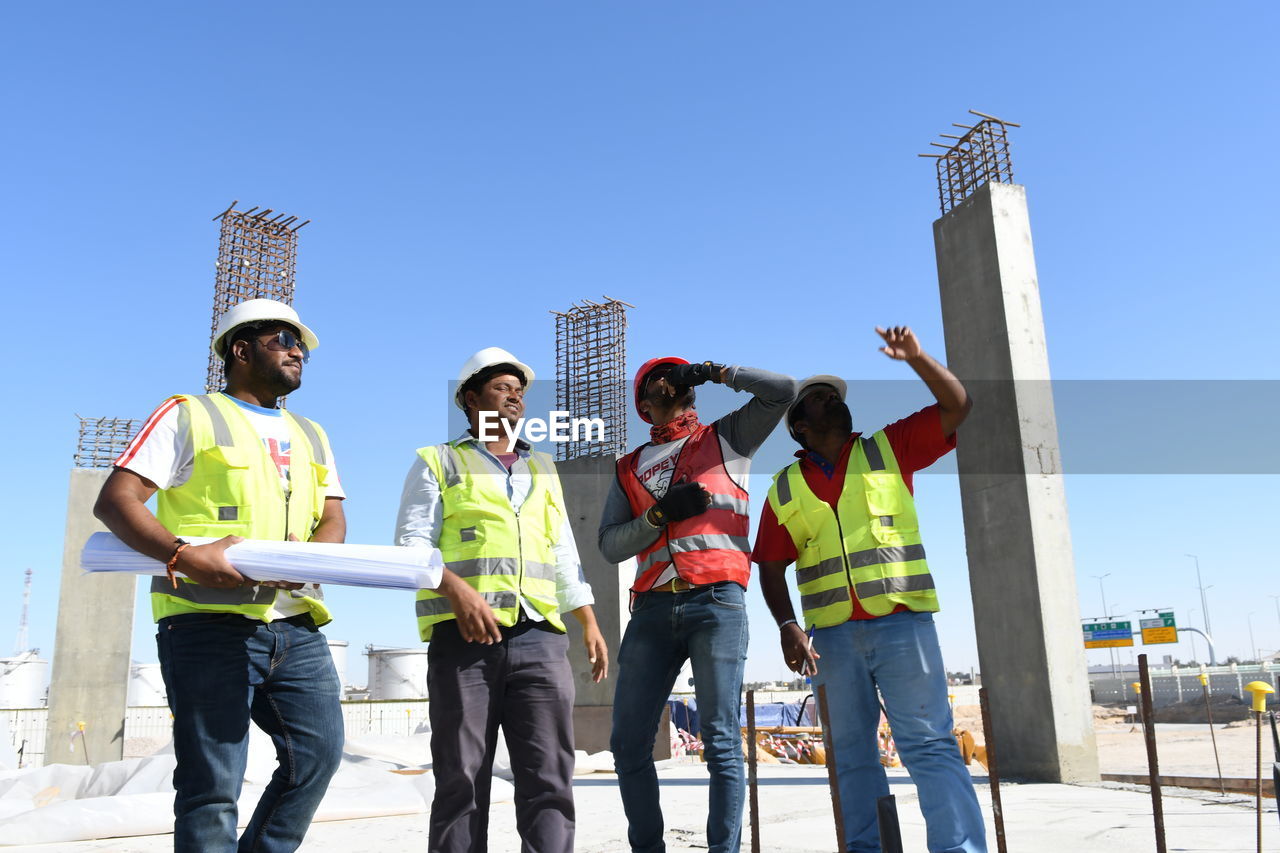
[
  {"xmin": 611, "ymin": 583, "xmax": 749, "ymax": 853},
  {"xmin": 812, "ymin": 610, "xmax": 986, "ymax": 853},
  {"xmin": 157, "ymin": 612, "xmax": 344, "ymax": 853}
]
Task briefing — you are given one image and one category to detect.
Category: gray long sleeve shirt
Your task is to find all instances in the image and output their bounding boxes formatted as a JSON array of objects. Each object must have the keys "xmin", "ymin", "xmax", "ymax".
[{"xmin": 597, "ymin": 365, "xmax": 796, "ymax": 572}]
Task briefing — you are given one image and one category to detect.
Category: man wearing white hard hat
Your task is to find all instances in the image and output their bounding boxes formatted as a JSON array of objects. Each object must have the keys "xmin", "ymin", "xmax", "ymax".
[
  {"xmin": 754, "ymin": 326, "xmax": 986, "ymax": 853},
  {"xmin": 394, "ymin": 346, "xmax": 608, "ymax": 853},
  {"xmin": 95, "ymin": 298, "xmax": 344, "ymax": 851}
]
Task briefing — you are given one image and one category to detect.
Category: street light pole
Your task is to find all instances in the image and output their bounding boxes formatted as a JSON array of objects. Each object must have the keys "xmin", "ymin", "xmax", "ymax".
[
  {"xmin": 1247, "ymin": 612, "xmax": 1258, "ymax": 663},
  {"xmin": 1188, "ymin": 608, "xmax": 1200, "ymax": 664},
  {"xmin": 1188, "ymin": 554, "xmax": 1214, "ymax": 639},
  {"xmin": 1092, "ymin": 573, "xmax": 1115, "ymax": 677}
]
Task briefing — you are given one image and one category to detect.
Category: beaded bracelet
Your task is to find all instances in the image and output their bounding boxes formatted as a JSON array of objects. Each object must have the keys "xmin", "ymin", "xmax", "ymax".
[{"xmin": 166, "ymin": 541, "xmax": 190, "ymax": 590}]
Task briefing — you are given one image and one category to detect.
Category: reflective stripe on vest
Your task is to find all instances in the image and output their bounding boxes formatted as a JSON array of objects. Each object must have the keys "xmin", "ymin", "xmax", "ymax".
[
  {"xmin": 151, "ymin": 393, "xmax": 334, "ymax": 626},
  {"xmin": 416, "ymin": 590, "xmax": 520, "ymax": 619},
  {"xmin": 414, "ymin": 441, "xmax": 566, "ymax": 641},
  {"xmin": 617, "ymin": 423, "xmax": 752, "ymax": 591},
  {"xmin": 766, "ymin": 429, "xmax": 939, "ymax": 629}
]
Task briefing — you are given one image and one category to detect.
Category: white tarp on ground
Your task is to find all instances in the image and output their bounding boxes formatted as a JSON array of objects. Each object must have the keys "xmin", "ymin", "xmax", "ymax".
[
  {"xmin": 0, "ymin": 724, "xmax": 611, "ymax": 846},
  {"xmin": 81, "ymin": 532, "xmax": 445, "ymax": 591}
]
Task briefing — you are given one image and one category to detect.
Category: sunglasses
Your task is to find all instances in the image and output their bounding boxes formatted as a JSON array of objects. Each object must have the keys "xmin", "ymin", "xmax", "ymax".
[{"xmin": 256, "ymin": 330, "xmax": 310, "ymax": 363}]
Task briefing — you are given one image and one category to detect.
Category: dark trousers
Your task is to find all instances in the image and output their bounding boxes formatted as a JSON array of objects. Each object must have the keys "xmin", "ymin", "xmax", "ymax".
[{"xmin": 426, "ymin": 617, "xmax": 576, "ymax": 853}]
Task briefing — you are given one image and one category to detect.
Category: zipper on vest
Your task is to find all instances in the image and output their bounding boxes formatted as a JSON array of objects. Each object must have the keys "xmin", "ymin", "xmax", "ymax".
[
  {"xmin": 828, "ymin": 504, "xmax": 855, "ymax": 593},
  {"xmin": 513, "ymin": 462, "xmax": 525, "ymax": 608}
]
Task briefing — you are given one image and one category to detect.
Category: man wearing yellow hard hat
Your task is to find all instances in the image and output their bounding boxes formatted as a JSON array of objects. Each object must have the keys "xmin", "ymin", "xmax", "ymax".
[
  {"xmin": 94, "ymin": 298, "xmax": 344, "ymax": 851},
  {"xmin": 394, "ymin": 346, "xmax": 608, "ymax": 853}
]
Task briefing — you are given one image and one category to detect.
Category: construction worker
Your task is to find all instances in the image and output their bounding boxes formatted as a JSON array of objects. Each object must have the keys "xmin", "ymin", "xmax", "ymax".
[
  {"xmin": 394, "ymin": 346, "xmax": 608, "ymax": 853},
  {"xmin": 599, "ymin": 357, "xmax": 795, "ymax": 853},
  {"xmin": 95, "ymin": 299, "xmax": 356, "ymax": 852},
  {"xmin": 754, "ymin": 326, "xmax": 986, "ymax": 853}
]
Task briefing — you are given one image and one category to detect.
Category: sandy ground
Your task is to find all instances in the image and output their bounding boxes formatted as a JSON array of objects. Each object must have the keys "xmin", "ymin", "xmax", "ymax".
[
  {"xmin": 10, "ymin": 706, "xmax": 1279, "ymax": 852},
  {"xmin": 1089, "ymin": 706, "xmax": 1271, "ymax": 779}
]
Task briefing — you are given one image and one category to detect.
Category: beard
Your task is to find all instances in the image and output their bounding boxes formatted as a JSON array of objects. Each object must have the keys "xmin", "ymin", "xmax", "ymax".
[
  {"xmin": 258, "ymin": 360, "xmax": 303, "ymax": 397},
  {"xmin": 811, "ymin": 398, "xmax": 852, "ymax": 435}
]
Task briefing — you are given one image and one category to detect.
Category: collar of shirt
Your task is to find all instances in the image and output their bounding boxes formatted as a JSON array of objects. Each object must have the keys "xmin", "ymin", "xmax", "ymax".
[
  {"xmin": 450, "ymin": 431, "xmax": 532, "ymax": 502},
  {"xmin": 794, "ymin": 433, "xmax": 862, "ymax": 479},
  {"xmin": 451, "ymin": 431, "xmax": 530, "ymax": 453},
  {"xmin": 221, "ymin": 392, "xmax": 284, "ymax": 417}
]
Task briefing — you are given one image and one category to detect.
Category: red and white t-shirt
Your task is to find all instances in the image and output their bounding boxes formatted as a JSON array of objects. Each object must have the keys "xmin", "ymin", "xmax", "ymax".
[{"xmin": 115, "ymin": 393, "xmax": 344, "ymax": 619}]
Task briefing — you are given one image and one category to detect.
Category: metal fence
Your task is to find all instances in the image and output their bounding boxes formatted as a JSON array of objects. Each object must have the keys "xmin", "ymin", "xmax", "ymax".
[
  {"xmin": 2, "ymin": 700, "xmax": 432, "ymax": 769},
  {"xmin": 1089, "ymin": 663, "xmax": 1280, "ymax": 707}
]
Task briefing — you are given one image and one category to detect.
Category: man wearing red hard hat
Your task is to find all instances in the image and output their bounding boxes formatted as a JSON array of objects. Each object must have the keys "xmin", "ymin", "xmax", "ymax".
[{"xmin": 599, "ymin": 356, "xmax": 795, "ymax": 853}]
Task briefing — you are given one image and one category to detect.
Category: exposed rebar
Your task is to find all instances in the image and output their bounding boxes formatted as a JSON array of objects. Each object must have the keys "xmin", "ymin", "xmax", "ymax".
[
  {"xmin": 74, "ymin": 415, "xmax": 141, "ymax": 469},
  {"xmin": 552, "ymin": 297, "xmax": 632, "ymax": 460},
  {"xmin": 205, "ymin": 202, "xmax": 304, "ymax": 394},
  {"xmin": 921, "ymin": 113, "xmax": 1019, "ymax": 216}
]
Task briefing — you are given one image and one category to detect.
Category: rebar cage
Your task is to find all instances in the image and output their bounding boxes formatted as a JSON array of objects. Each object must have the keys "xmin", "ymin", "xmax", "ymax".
[
  {"xmin": 204, "ymin": 202, "xmax": 309, "ymax": 393},
  {"xmin": 74, "ymin": 416, "xmax": 141, "ymax": 469},
  {"xmin": 921, "ymin": 111, "xmax": 1020, "ymax": 216},
  {"xmin": 552, "ymin": 298, "xmax": 632, "ymax": 461}
]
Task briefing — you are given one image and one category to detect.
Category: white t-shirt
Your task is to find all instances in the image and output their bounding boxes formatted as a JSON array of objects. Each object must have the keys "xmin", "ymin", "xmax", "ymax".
[{"xmin": 115, "ymin": 393, "xmax": 344, "ymax": 619}]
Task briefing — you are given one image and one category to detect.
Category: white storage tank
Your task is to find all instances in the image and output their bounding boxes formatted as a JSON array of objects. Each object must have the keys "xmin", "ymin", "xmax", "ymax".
[
  {"xmin": 128, "ymin": 663, "xmax": 167, "ymax": 706},
  {"xmin": 0, "ymin": 653, "xmax": 48, "ymax": 709},
  {"xmin": 366, "ymin": 647, "xmax": 430, "ymax": 700},
  {"xmin": 327, "ymin": 639, "xmax": 350, "ymax": 688}
]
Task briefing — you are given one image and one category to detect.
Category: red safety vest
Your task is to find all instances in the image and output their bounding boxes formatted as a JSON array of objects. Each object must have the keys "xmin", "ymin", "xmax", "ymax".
[{"xmin": 616, "ymin": 423, "xmax": 752, "ymax": 591}]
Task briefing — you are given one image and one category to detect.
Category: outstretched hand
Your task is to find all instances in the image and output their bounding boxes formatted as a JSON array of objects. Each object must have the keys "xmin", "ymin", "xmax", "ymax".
[{"xmin": 875, "ymin": 326, "xmax": 923, "ymax": 361}]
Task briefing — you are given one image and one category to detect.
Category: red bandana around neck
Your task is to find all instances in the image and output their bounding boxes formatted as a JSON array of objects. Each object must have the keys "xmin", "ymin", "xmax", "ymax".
[{"xmin": 650, "ymin": 410, "xmax": 702, "ymax": 444}]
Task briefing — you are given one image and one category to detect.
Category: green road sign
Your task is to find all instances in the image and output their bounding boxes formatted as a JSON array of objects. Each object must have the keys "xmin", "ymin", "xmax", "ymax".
[
  {"xmin": 1082, "ymin": 620, "xmax": 1134, "ymax": 649},
  {"xmin": 1141, "ymin": 611, "xmax": 1177, "ymax": 645}
]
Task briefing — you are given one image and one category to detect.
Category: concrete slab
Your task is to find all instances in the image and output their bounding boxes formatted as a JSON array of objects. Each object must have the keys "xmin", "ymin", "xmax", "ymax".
[{"xmin": 19, "ymin": 761, "xmax": 1277, "ymax": 851}]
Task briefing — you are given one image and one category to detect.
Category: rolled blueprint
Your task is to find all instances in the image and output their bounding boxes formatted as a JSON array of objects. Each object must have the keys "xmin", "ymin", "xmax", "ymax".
[{"xmin": 81, "ymin": 532, "xmax": 444, "ymax": 591}]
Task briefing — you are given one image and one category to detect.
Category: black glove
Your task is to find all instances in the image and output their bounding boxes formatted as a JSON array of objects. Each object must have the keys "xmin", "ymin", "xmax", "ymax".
[
  {"xmin": 650, "ymin": 482, "xmax": 712, "ymax": 525},
  {"xmin": 666, "ymin": 361, "xmax": 724, "ymax": 388}
]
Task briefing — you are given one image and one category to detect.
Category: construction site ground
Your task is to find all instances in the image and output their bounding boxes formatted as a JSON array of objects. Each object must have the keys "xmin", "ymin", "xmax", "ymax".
[{"xmin": 11, "ymin": 708, "xmax": 1279, "ymax": 852}]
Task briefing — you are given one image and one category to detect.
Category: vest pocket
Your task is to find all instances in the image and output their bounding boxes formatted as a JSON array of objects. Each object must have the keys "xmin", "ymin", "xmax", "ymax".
[
  {"xmin": 544, "ymin": 497, "xmax": 564, "ymax": 545},
  {"xmin": 195, "ymin": 446, "xmax": 250, "ymax": 510},
  {"xmin": 311, "ymin": 461, "xmax": 331, "ymax": 492},
  {"xmin": 862, "ymin": 472, "xmax": 904, "ymax": 517}
]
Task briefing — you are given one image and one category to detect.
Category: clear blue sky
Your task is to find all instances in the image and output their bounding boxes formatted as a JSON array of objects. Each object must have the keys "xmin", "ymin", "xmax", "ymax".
[{"xmin": 2, "ymin": 3, "xmax": 1277, "ymax": 686}]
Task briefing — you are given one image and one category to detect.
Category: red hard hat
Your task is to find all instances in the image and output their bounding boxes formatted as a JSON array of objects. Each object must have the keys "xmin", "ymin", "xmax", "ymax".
[{"xmin": 633, "ymin": 356, "xmax": 689, "ymax": 423}]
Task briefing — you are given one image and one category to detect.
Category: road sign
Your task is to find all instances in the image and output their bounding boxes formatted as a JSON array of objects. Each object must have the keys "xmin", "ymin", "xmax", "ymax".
[
  {"xmin": 1140, "ymin": 611, "xmax": 1178, "ymax": 645},
  {"xmin": 1082, "ymin": 620, "xmax": 1134, "ymax": 649}
]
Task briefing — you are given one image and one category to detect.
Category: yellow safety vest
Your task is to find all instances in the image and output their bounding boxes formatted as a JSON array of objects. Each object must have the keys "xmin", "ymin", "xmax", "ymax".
[
  {"xmin": 152, "ymin": 393, "xmax": 335, "ymax": 625},
  {"xmin": 414, "ymin": 440, "xmax": 566, "ymax": 641},
  {"xmin": 766, "ymin": 430, "xmax": 938, "ymax": 629}
]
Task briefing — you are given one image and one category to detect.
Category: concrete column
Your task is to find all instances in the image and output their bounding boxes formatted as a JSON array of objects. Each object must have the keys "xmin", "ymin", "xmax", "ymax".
[
  {"xmin": 46, "ymin": 468, "xmax": 137, "ymax": 766},
  {"xmin": 933, "ymin": 181, "xmax": 1098, "ymax": 782},
  {"xmin": 558, "ymin": 454, "xmax": 669, "ymax": 758}
]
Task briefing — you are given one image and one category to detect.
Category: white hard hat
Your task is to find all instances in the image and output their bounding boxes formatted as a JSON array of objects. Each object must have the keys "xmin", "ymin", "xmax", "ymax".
[
  {"xmin": 787, "ymin": 374, "xmax": 848, "ymax": 440},
  {"xmin": 455, "ymin": 347, "xmax": 536, "ymax": 411},
  {"xmin": 211, "ymin": 299, "xmax": 320, "ymax": 358}
]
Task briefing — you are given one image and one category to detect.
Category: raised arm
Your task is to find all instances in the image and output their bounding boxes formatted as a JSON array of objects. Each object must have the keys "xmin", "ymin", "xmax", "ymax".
[
  {"xmin": 876, "ymin": 326, "xmax": 971, "ymax": 437},
  {"xmin": 712, "ymin": 366, "xmax": 798, "ymax": 457}
]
